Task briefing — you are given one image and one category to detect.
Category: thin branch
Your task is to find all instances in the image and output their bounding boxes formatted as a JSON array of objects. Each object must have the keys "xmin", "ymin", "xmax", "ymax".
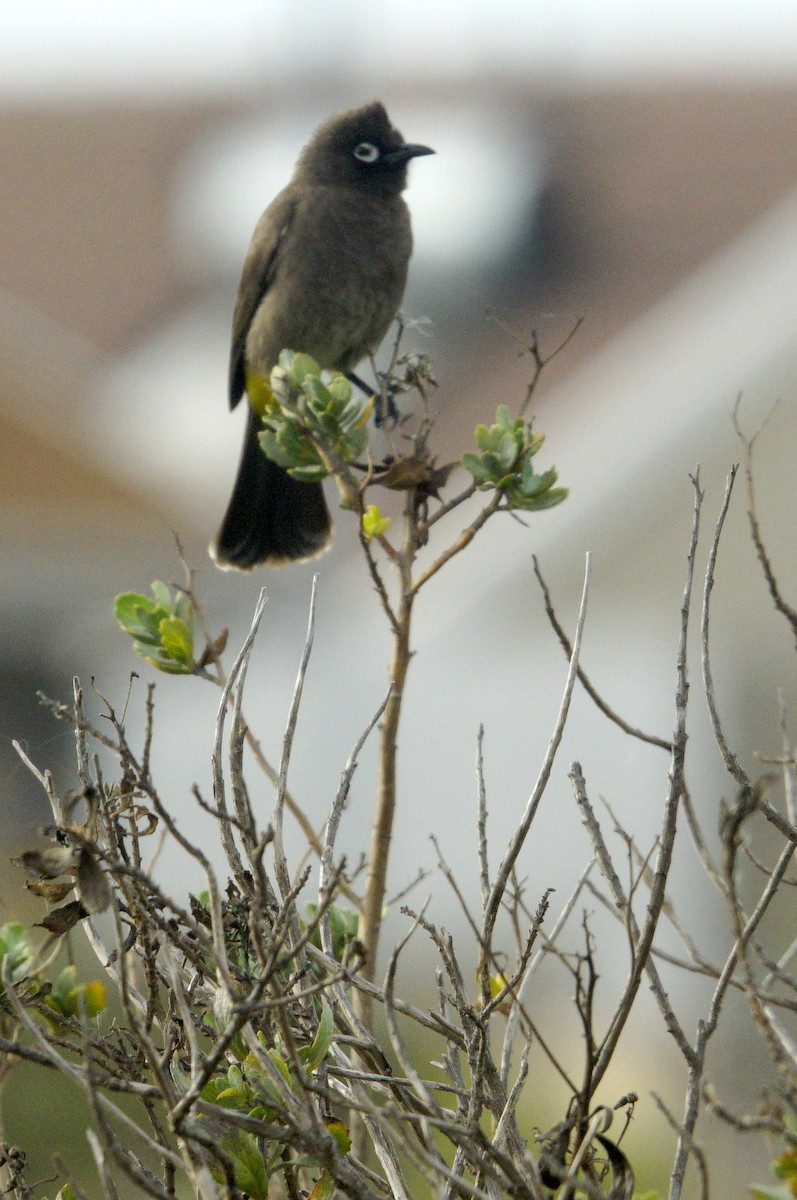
[
  {"xmin": 410, "ymin": 492, "xmax": 503, "ymax": 595},
  {"xmin": 274, "ymin": 575, "xmax": 318, "ymax": 908},
  {"xmin": 481, "ymin": 553, "xmax": 591, "ymax": 976},
  {"xmin": 319, "ymin": 683, "xmax": 393, "ymax": 959},
  {"xmin": 733, "ymin": 397, "xmax": 797, "ymax": 646},
  {"xmin": 476, "ymin": 725, "xmax": 490, "ymax": 912},
  {"xmin": 653, "ymin": 1092, "xmax": 708, "ymax": 1200},
  {"xmin": 211, "ymin": 587, "xmax": 268, "ymax": 883},
  {"xmin": 700, "ymin": 465, "xmax": 750, "ymax": 788},
  {"xmin": 594, "ymin": 473, "xmax": 702, "ymax": 1103},
  {"xmin": 571, "ymin": 764, "xmax": 693, "ymax": 1067},
  {"xmin": 533, "ymin": 556, "xmax": 672, "ymax": 752}
]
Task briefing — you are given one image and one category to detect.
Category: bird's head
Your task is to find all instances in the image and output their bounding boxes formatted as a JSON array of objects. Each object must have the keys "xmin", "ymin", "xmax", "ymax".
[{"xmin": 296, "ymin": 101, "xmax": 434, "ymax": 193}]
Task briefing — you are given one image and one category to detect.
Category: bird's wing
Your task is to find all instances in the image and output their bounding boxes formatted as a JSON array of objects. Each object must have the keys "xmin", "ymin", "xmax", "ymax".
[{"xmin": 228, "ymin": 186, "xmax": 298, "ymax": 409}]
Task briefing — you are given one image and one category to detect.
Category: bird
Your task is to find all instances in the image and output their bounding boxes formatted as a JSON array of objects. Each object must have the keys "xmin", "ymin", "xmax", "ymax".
[{"xmin": 210, "ymin": 101, "xmax": 434, "ymax": 570}]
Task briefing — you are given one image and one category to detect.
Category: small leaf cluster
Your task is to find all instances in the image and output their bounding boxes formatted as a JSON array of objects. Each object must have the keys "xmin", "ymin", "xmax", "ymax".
[
  {"xmin": 0, "ymin": 923, "xmax": 35, "ymax": 989},
  {"xmin": 0, "ymin": 923, "xmax": 37, "ymax": 1014},
  {"xmin": 259, "ymin": 351, "xmax": 372, "ymax": 482},
  {"xmin": 306, "ymin": 902, "xmax": 359, "ymax": 962},
  {"xmin": 1, "ymin": 924, "xmax": 105, "ymax": 1029},
  {"xmin": 114, "ymin": 582, "xmax": 195, "ymax": 674},
  {"xmin": 462, "ymin": 405, "xmax": 568, "ymax": 511},
  {"xmin": 362, "ymin": 504, "xmax": 392, "ymax": 541},
  {"xmin": 187, "ymin": 1002, "xmax": 339, "ymax": 1200},
  {"xmin": 44, "ymin": 965, "xmax": 106, "ymax": 1020},
  {"xmin": 201, "ymin": 1001, "xmax": 333, "ymax": 1115}
]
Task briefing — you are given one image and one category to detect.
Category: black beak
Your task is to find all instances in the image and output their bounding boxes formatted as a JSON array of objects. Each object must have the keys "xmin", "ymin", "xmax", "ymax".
[{"xmin": 384, "ymin": 143, "xmax": 435, "ymax": 165}]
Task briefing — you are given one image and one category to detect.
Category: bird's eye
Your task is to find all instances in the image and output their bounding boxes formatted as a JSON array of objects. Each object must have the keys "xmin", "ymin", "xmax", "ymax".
[{"xmin": 352, "ymin": 142, "xmax": 381, "ymax": 163}]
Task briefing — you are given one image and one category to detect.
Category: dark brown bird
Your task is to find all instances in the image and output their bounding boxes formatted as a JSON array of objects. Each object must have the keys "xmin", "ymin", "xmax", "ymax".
[{"xmin": 211, "ymin": 101, "xmax": 434, "ymax": 570}]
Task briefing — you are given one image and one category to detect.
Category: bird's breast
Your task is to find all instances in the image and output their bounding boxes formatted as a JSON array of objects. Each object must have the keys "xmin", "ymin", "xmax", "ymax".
[{"xmin": 245, "ymin": 187, "xmax": 413, "ymax": 377}]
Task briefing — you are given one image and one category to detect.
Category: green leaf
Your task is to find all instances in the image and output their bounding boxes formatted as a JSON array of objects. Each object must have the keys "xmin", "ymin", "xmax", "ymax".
[
  {"xmin": 326, "ymin": 1120, "xmax": 351, "ymax": 1154},
  {"xmin": 289, "ymin": 463, "xmax": 328, "ymax": 483},
  {"xmin": 340, "ymin": 424, "xmax": 368, "ymax": 461},
  {"xmin": 114, "ymin": 592, "xmax": 166, "ymax": 645},
  {"xmin": 304, "ymin": 376, "xmax": 333, "ymax": 410},
  {"xmin": 462, "ymin": 453, "xmax": 492, "ymax": 484},
  {"xmin": 340, "ymin": 391, "xmax": 372, "ymax": 428},
  {"xmin": 473, "ymin": 423, "xmax": 492, "ymax": 451},
  {"xmin": 308, "ymin": 1172, "xmax": 336, "ymax": 1200},
  {"xmin": 496, "ymin": 431, "xmax": 520, "ymax": 472},
  {"xmin": 171, "ymin": 1059, "xmax": 191, "ymax": 1093},
  {"xmin": 268, "ymin": 1048, "xmax": 293, "ymax": 1089},
  {"xmin": 519, "ymin": 462, "xmax": 558, "ymax": 498},
  {"xmin": 138, "ymin": 647, "xmax": 196, "ymax": 676},
  {"xmin": 262, "ymin": 356, "xmax": 376, "ymax": 478},
  {"xmin": 227, "ymin": 1064, "xmax": 245, "ymax": 1090},
  {"xmin": 327, "ymin": 375, "xmax": 352, "ymax": 404},
  {"xmin": 299, "ymin": 1001, "xmax": 334, "ymax": 1073},
  {"xmin": 150, "ymin": 580, "xmax": 172, "ymax": 609},
  {"xmin": 0, "ymin": 922, "xmax": 35, "ymax": 982},
  {"xmin": 198, "ymin": 1077, "xmax": 224, "ymax": 1103},
  {"xmin": 526, "ymin": 486, "xmax": 569, "ymax": 510},
  {"xmin": 258, "ymin": 428, "xmax": 291, "ymax": 469},
  {"xmin": 259, "ymin": 424, "xmax": 327, "ymax": 480},
  {"xmin": 159, "ymin": 616, "xmax": 194, "ymax": 665},
  {"xmin": 49, "ymin": 968, "xmax": 107, "ymax": 1018},
  {"xmin": 316, "ymin": 411, "xmax": 341, "ymax": 440},
  {"xmin": 224, "ymin": 1132, "xmax": 269, "ymax": 1200},
  {"xmin": 77, "ymin": 980, "xmax": 106, "ymax": 1017},
  {"xmin": 264, "ymin": 1144, "xmax": 289, "ymax": 1173},
  {"xmin": 201, "ymin": 1075, "xmax": 263, "ymax": 1116},
  {"xmin": 116, "ymin": 583, "xmax": 197, "ymax": 674},
  {"xmin": 52, "ymin": 964, "xmax": 77, "ymax": 1004},
  {"xmin": 286, "ymin": 351, "xmax": 321, "ymax": 385},
  {"xmin": 362, "ymin": 505, "xmax": 392, "ymax": 540},
  {"xmin": 466, "ymin": 407, "xmax": 565, "ymax": 510}
]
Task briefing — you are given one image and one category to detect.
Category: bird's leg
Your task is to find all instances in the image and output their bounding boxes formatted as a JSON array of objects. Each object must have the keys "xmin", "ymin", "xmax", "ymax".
[
  {"xmin": 346, "ymin": 370, "xmax": 373, "ymax": 397},
  {"xmin": 346, "ymin": 370, "xmax": 399, "ymax": 427}
]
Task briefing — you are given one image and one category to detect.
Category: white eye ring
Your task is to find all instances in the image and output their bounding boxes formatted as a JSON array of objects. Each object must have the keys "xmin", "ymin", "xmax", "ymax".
[{"xmin": 353, "ymin": 142, "xmax": 381, "ymax": 163}]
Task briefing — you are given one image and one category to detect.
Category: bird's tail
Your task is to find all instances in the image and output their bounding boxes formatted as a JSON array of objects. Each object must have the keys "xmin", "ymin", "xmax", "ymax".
[{"xmin": 211, "ymin": 407, "xmax": 332, "ymax": 569}]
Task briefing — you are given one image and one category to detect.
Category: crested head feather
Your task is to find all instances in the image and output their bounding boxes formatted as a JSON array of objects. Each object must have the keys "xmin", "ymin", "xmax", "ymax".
[{"xmin": 295, "ymin": 101, "xmax": 415, "ymax": 192}]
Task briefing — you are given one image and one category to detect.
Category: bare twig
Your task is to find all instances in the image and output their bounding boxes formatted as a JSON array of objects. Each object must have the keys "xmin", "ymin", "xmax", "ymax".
[
  {"xmin": 481, "ymin": 553, "xmax": 591, "ymax": 988},
  {"xmin": 733, "ymin": 397, "xmax": 797, "ymax": 646},
  {"xmin": 533, "ymin": 556, "xmax": 673, "ymax": 752},
  {"xmin": 701, "ymin": 465, "xmax": 751, "ymax": 788}
]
